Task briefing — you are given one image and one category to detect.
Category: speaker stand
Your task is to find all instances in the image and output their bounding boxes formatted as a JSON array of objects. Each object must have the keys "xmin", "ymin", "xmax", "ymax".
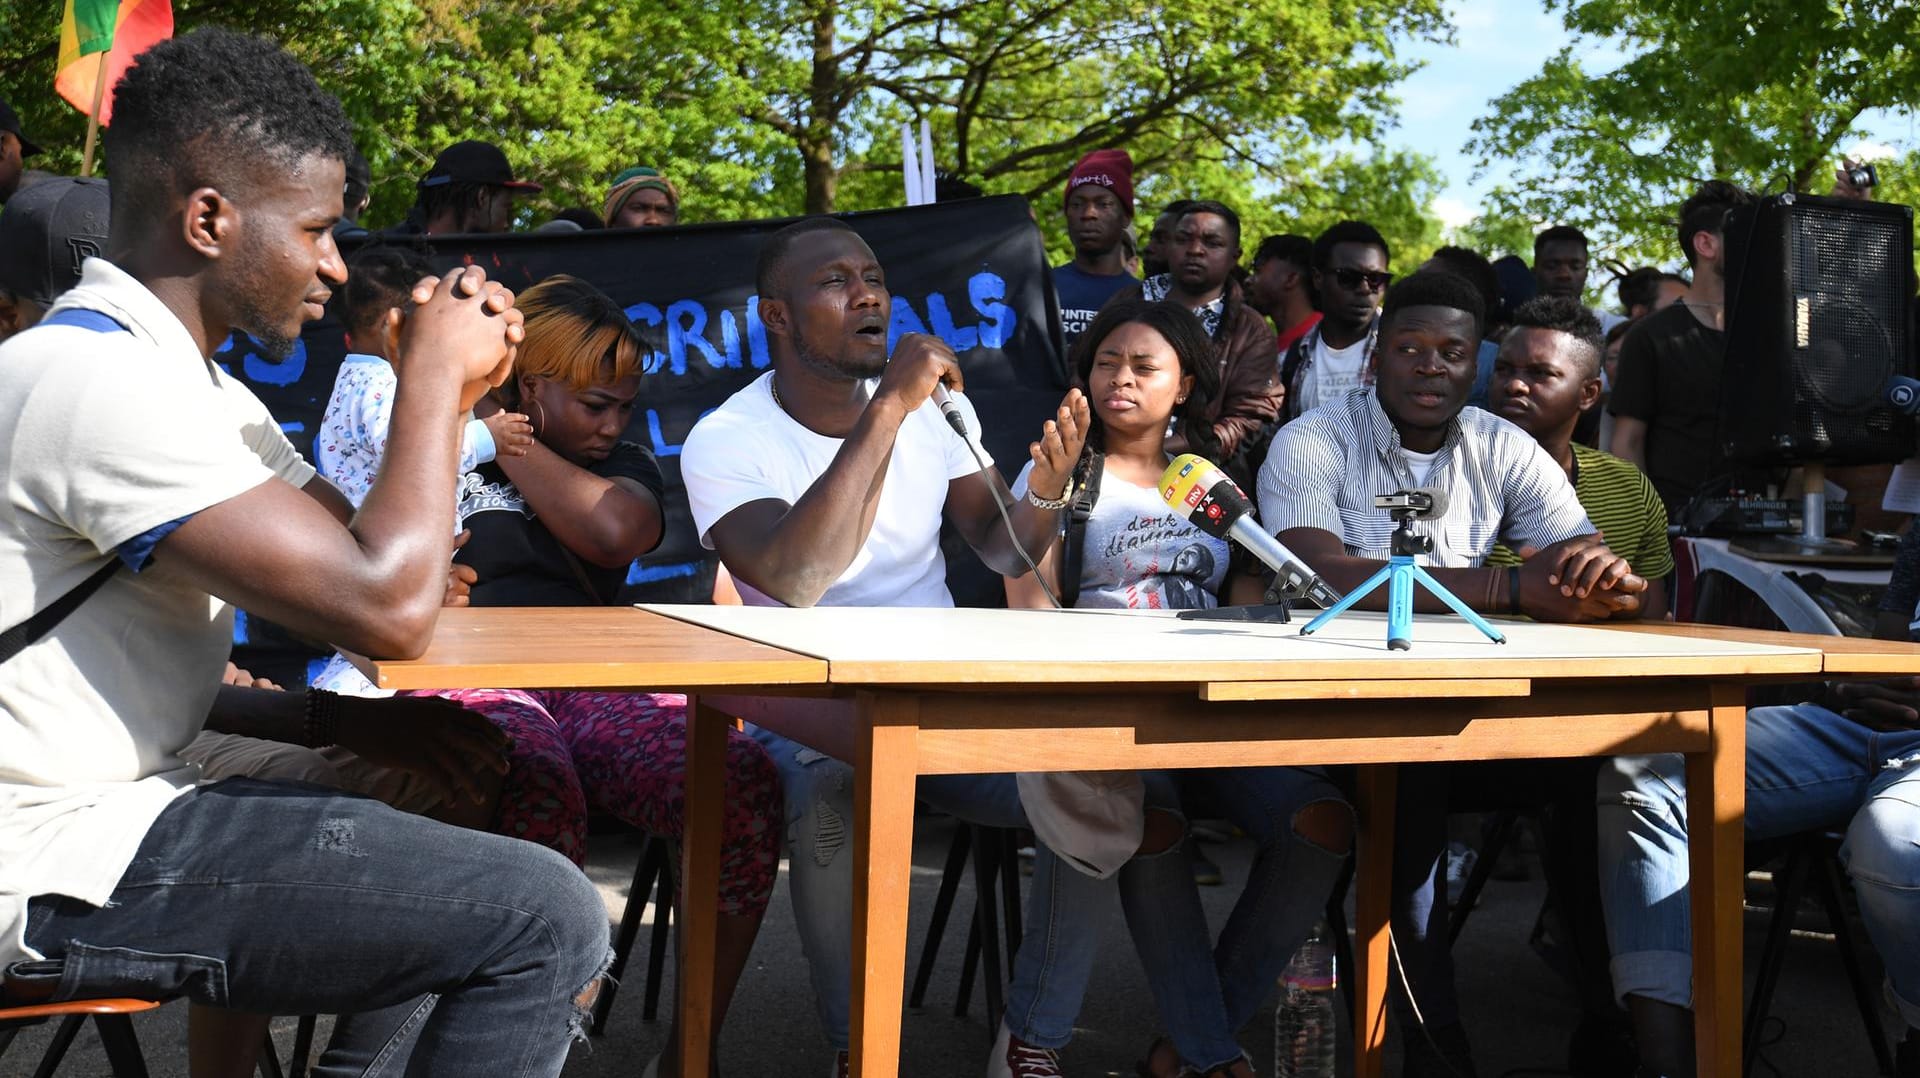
[{"xmin": 1729, "ymin": 461, "xmax": 1861, "ymax": 560}]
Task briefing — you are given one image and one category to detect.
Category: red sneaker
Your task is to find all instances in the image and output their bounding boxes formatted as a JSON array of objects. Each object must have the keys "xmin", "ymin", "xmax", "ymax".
[{"xmin": 986, "ymin": 1021, "xmax": 1064, "ymax": 1078}]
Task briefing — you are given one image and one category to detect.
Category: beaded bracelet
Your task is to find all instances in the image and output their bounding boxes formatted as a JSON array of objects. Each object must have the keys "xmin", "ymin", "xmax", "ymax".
[{"xmin": 304, "ymin": 687, "xmax": 341, "ymax": 748}]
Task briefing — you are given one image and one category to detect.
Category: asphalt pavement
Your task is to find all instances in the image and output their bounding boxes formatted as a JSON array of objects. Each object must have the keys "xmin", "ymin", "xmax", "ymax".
[{"xmin": 8, "ymin": 817, "xmax": 1891, "ymax": 1076}]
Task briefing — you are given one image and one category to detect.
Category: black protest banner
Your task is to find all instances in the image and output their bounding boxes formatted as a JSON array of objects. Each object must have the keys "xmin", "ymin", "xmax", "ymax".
[{"xmin": 221, "ymin": 196, "xmax": 1068, "ymax": 680}]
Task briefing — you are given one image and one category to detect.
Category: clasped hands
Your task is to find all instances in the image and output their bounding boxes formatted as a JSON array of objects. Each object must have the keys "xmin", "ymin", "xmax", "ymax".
[{"xmin": 1513, "ymin": 532, "xmax": 1648, "ymax": 621}]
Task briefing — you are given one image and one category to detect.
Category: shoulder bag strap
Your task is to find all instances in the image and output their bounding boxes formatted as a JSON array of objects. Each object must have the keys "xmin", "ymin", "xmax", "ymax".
[
  {"xmin": 1059, "ymin": 452, "xmax": 1104, "ymax": 609},
  {"xmin": 0, "ymin": 308, "xmax": 134, "ymax": 664},
  {"xmin": 556, "ymin": 544, "xmax": 613, "ymax": 606},
  {"xmin": 0, "ymin": 560, "xmax": 123, "ymax": 665}
]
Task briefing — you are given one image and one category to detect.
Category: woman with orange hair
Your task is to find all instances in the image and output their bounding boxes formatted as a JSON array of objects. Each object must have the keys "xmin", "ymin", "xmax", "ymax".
[{"xmin": 406, "ymin": 275, "xmax": 777, "ymax": 1077}]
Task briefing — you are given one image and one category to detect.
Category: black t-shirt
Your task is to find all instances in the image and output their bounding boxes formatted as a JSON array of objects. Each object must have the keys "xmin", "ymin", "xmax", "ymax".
[
  {"xmin": 456, "ymin": 440, "xmax": 666, "ymax": 606},
  {"xmin": 1607, "ymin": 302, "xmax": 1725, "ymax": 512}
]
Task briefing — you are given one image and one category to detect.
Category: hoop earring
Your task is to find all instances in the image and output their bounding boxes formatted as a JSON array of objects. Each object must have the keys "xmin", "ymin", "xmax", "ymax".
[{"xmin": 526, "ymin": 397, "xmax": 548, "ymax": 439}]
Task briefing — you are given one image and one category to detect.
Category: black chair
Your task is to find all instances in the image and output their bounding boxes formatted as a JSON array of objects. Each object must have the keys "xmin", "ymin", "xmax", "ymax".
[
  {"xmin": 0, "ymin": 997, "xmax": 158, "ymax": 1078},
  {"xmin": 594, "ymin": 833, "xmax": 677, "ymax": 1034},
  {"xmin": 909, "ymin": 823, "xmax": 1024, "ymax": 1024},
  {"xmin": 1446, "ymin": 808, "xmax": 1525, "ymax": 946},
  {"xmin": 1744, "ymin": 831, "xmax": 1895, "ymax": 1077},
  {"xmin": 257, "ymin": 1015, "xmax": 319, "ymax": 1078},
  {"xmin": 1322, "ymin": 858, "xmax": 1359, "ymax": 1025}
]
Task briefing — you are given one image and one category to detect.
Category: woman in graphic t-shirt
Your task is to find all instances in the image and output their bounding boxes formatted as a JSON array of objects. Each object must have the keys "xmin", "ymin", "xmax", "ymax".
[
  {"xmin": 438, "ymin": 276, "xmax": 778, "ymax": 1078},
  {"xmin": 999, "ymin": 300, "xmax": 1354, "ymax": 1078}
]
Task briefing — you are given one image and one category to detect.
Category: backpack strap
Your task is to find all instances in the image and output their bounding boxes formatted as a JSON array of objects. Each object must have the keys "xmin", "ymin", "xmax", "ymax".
[
  {"xmin": 40, "ymin": 308, "xmax": 130, "ymax": 334},
  {"xmin": 0, "ymin": 561, "xmax": 121, "ymax": 665},
  {"xmin": 39, "ymin": 307, "xmax": 129, "ymax": 332},
  {"xmin": 0, "ymin": 307, "xmax": 134, "ymax": 665},
  {"xmin": 1059, "ymin": 452, "xmax": 1104, "ymax": 609}
]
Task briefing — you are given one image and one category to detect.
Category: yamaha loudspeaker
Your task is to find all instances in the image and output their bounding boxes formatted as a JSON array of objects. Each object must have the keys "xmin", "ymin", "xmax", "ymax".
[{"xmin": 1718, "ymin": 192, "xmax": 1915, "ymax": 467}]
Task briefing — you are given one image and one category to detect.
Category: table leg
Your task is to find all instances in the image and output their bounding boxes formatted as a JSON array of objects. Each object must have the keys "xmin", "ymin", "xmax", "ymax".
[
  {"xmin": 848, "ymin": 693, "xmax": 921, "ymax": 1078},
  {"xmin": 1354, "ymin": 764, "xmax": 1397, "ymax": 1078},
  {"xmin": 677, "ymin": 696, "xmax": 728, "ymax": 1078},
  {"xmin": 1687, "ymin": 684, "xmax": 1746, "ymax": 1078}
]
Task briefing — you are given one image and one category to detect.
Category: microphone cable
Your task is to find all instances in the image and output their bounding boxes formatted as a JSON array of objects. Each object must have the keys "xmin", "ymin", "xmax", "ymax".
[{"xmin": 938, "ymin": 390, "xmax": 1065, "ymax": 610}]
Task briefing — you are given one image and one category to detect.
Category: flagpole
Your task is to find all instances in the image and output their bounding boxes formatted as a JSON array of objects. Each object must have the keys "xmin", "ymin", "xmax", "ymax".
[{"xmin": 79, "ymin": 49, "xmax": 109, "ymax": 177}]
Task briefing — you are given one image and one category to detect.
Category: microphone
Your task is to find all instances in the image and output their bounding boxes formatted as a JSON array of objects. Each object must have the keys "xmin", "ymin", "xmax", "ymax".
[
  {"xmin": 1158, "ymin": 454, "xmax": 1344, "ymax": 608},
  {"xmin": 1888, "ymin": 375, "xmax": 1920, "ymax": 414},
  {"xmin": 932, "ymin": 384, "xmax": 970, "ymax": 437}
]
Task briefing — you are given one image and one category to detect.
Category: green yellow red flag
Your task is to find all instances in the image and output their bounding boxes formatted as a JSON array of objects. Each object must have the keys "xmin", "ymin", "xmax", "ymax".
[{"xmin": 56, "ymin": 0, "xmax": 174, "ymax": 126}]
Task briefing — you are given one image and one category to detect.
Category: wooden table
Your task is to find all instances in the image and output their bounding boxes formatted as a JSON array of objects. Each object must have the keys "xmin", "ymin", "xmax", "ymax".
[
  {"xmin": 374, "ymin": 605, "xmax": 830, "ymax": 1052},
  {"xmin": 375, "ymin": 606, "xmax": 1886, "ymax": 1078}
]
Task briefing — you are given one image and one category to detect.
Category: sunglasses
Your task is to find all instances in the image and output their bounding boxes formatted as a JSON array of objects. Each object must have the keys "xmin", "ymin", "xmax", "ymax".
[{"xmin": 1331, "ymin": 268, "xmax": 1393, "ymax": 293}]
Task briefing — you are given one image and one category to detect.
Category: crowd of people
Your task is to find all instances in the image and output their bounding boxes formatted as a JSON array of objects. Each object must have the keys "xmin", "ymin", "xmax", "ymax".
[{"xmin": 3, "ymin": 25, "xmax": 1919, "ymax": 1078}]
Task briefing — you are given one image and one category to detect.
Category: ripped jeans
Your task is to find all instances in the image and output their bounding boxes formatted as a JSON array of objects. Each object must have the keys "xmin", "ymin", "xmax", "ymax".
[
  {"xmin": 21, "ymin": 779, "xmax": 611, "ymax": 1078},
  {"xmin": 1597, "ymin": 704, "xmax": 1920, "ymax": 1029},
  {"xmin": 1118, "ymin": 767, "xmax": 1351, "ymax": 1070},
  {"xmin": 749, "ymin": 726, "xmax": 1030, "ymax": 1051}
]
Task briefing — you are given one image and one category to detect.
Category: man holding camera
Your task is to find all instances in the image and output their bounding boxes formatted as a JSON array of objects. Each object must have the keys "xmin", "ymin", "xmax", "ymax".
[{"xmin": 1257, "ymin": 270, "xmax": 1650, "ymax": 1077}]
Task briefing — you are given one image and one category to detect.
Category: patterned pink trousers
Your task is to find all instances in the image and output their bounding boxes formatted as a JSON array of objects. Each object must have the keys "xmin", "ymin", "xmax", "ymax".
[{"xmin": 417, "ymin": 688, "xmax": 781, "ymax": 916}]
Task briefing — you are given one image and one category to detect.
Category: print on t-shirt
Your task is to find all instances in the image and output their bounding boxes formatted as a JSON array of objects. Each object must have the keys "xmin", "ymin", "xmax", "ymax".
[
  {"xmin": 1053, "ymin": 264, "xmax": 1138, "ymax": 348},
  {"xmin": 1016, "ymin": 460, "xmax": 1230, "ymax": 610},
  {"xmin": 1099, "ymin": 512, "xmax": 1218, "ymax": 609},
  {"xmin": 453, "ymin": 441, "xmax": 666, "ymax": 608},
  {"xmin": 458, "ymin": 471, "xmax": 535, "ymax": 521}
]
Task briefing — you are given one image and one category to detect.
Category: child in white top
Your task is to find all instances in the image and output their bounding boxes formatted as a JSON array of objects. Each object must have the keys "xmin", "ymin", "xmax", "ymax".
[
  {"xmin": 310, "ymin": 245, "xmax": 532, "ymax": 694},
  {"xmin": 315, "ymin": 245, "xmax": 532, "ymax": 507}
]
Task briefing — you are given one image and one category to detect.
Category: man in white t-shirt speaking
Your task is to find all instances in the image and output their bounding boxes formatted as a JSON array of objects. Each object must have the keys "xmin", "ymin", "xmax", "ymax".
[
  {"xmin": 0, "ymin": 29, "xmax": 607, "ymax": 1077},
  {"xmin": 681, "ymin": 216, "xmax": 1086, "ymax": 1074}
]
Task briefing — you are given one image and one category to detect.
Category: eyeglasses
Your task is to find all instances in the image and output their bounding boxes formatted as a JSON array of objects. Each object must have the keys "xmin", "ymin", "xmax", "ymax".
[{"xmin": 1332, "ymin": 268, "xmax": 1393, "ymax": 293}]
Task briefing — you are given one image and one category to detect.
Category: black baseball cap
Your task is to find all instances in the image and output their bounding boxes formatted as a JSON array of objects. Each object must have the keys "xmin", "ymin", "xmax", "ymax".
[
  {"xmin": 0, "ymin": 98, "xmax": 43, "ymax": 157},
  {"xmin": 418, "ymin": 140, "xmax": 542, "ymax": 193},
  {"xmin": 0, "ymin": 177, "xmax": 111, "ymax": 305}
]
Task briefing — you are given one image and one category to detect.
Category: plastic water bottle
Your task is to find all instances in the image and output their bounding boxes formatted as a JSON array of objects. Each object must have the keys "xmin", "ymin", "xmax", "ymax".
[{"xmin": 1273, "ymin": 918, "xmax": 1337, "ymax": 1078}]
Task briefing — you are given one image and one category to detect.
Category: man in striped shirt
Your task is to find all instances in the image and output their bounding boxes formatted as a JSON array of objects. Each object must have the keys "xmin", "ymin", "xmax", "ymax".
[
  {"xmin": 1257, "ymin": 270, "xmax": 1653, "ymax": 1077},
  {"xmin": 1484, "ymin": 296, "xmax": 1673, "ymax": 611},
  {"xmin": 1257, "ymin": 270, "xmax": 1645, "ymax": 615}
]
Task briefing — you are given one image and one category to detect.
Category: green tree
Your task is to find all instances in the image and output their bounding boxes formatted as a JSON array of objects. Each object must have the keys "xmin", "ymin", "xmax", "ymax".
[
  {"xmin": 706, "ymin": 1, "xmax": 1449, "ymax": 216},
  {"xmin": 2, "ymin": 0, "xmax": 1455, "ymax": 239},
  {"xmin": 0, "ymin": 0, "xmax": 787, "ymax": 227},
  {"xmin": 1467, "ymin": 0, "xmax": 1920, "ymax": 265},
  {"xmin": 1447, "ymin": 209, "xmax": 1537, "ymax": 264},
  {"xmin": 1261, "ymin": 148, "xmax": 1447, "ymax": 271},
  {"xmin": 1864, "ymin": 149, "xmax": 1920, "ymax": 212}
]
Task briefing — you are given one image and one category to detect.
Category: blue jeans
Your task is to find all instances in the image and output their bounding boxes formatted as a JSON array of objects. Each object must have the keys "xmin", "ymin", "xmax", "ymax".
[
  {"xmin": 748, "ymin": 726, "xmax": 1031, "ymax": 1051},
  {"xmin": 1597, "ymin": 703, "xmax": 1920, "ymax": 1028},
  {"xmin": 20, "ymin": 779, "xmax": 611, "ymax": 1078},
  {"xmin": 1002, "ymin": 843, "xmax": 1114, "ymax": 1050},
  {"xmin": 1119, "ymin": 767, "xmax": 1350, "ymax": 1071}
]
